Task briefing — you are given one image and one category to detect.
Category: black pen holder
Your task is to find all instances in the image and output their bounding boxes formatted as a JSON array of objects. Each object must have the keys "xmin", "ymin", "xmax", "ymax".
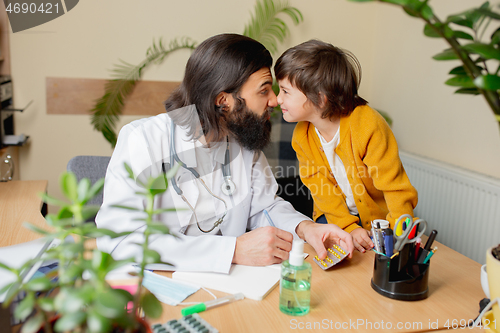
[{"xmin": 371, "ymin": 243, "xmax": 430, "ymax": 301}]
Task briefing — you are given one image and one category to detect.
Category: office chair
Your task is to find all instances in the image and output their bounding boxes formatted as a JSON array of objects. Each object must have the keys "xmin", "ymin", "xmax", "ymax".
[
  {"xmin": 275, "ymin": 176, "xmax": 314, "ymax": 219},
  {"xmin": 66, "ymin": 155, "xmax": 111, "ymax": 208}
]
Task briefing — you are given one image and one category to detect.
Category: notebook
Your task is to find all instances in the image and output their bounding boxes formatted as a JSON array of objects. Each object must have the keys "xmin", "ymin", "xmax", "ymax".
[{"xmin": 172, "ymin": 264, "xmax": 281, "ymax": 301}]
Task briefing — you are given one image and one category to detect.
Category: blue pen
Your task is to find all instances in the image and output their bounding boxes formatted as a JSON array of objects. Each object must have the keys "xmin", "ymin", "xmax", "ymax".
[{"xmin": 263, "ymin": 209, "xmax": 276, "ymax": 227}]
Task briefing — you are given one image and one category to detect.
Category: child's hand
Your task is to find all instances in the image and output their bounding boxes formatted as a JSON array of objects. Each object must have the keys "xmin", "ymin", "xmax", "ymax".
[{"xmin": 350, "ymin": 228, "xmax": 374, "ymax": 253}]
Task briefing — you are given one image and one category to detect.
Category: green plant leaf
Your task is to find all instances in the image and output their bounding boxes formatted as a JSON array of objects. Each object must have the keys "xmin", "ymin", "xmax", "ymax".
[
  {"xmin": 164, "ymin": 162, "xmax": 181, "ymax": 183},
  {"xmin": 81, "ymin": 205, "xmax": 100, "ymax": 221},
  {"xmin": 22, "ymin": 223, "xmax": 50, "ymax": 236},
  {"xmin": 148, "ymin": 174, "xmax": 168, "ymax": 196},
  {"xmin": 152, "ymin": 208, "xmax": 178, "ymax": 215},
  {"xmin": 143, "ymin": 249, "xmax": 162, "ymax": 264},
  {"xmin": 423, "ymin": 24, "xmax": 440, "ymax": 38},
  {"xmin": 91, "ymin": 38, "xmax": 196, "ymax": 147},
  {"xmin": 445, "ymin": 75, "xmax": 475, "ymax": 88},
  {"xmin": 477, "ymin": 7, "xmax": 500, "ymax": 20},
  {"xmin": 76, "ymin": 178, "xmax": 91, "ymax": 203},
  {"xmin": 57, "ymin": 207, "xmax": 74, "ymax": 220},
  {"xmin": 243, "ymin": 0, "xmax": 303, "ymax": 54},
  {"xmin": 37, "ymin": 297, "xmax": 55, "ymax": 312},
  {"xmin": 463, "ymin": 42, "xmax": 500, "ymax": 60},
  {"xmin": 87, "ymin": 310, "xmax": 112, "ymax": 333},
  {"xmin": 25, "ymin": 276, "xmax": 52, "ymax": 292},
  {"xmin": 381, "ymin": 0, "xmax": 409, "ymax": 5},
  {"xmin": 492, "ymin": 28, "xmax": 500, "ymax": 45},
  {"xmin": 447, "ymin": 15, "xmax": 474, "ymax": 29},
  {"xmin": 455, "ymin": 87, "xmax": 481, "ymax": 95},
  {"xmin": 91, "ymin": 250, "xmax": 113, "ymax": 271},
  {"xmin": 420, "ymin": 4, "xmax": 433, "ymax": 21},
  {"xmin": 433, "ymin": 49, "xmax": 460, "ymax": 60},
  {"xmin": 39, "ymin": 192, "xmax": 67, "ymax": 207},
  {"xmin": 474, "ymin": 74, "xmax": 500, "ymax": 90},
  {"xmin": 87, "ymin": 178, "xmax": 105, "ymax": 202},
  {"xmin": 96, "ymin": 289, "xmax": 129, "ymax": 318},
  {"xmin": 147, "ymin": 223, "xmax": 170, "ymax": 234},
  {"xmin": 61, "ymin": 172, "xmax": 79, "ymax": 202},
  {"xmin": 0, "ymin": 261, "xmax": 16, "ymax": 273},
  {"xmin": 111, "ymin": 204, "xmax": 141, "ymax": 211},
  {"xmin": 453, "ymin": 30, "xmax": 474, "ymax": 40},
  {"xmin": 54, "ymin": 312, "xmax": 87, "ymax": 332},
  {"xmin": 59, "ymin": 242, "xmax": 85, "ymax": 260},
  {"xmin": 20, "ymin": 312, "xmax": 44, "ymax": 333},
  {"xmin": 14, "ymin": 293, "xmax": 35, "ymax": 320},
  {"xmin": 141, "ymin": 291, "xmax": 162, "ymax": 319}
]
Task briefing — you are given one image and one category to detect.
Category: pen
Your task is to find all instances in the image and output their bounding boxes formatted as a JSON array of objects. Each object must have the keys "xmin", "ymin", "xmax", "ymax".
[
  {"xmin": 423, "ymin": 247, "xmax": 437, "ymax": 264},
  {"xmin": 376, "ymin": 222, "xmax": 385, "ymax": 255},
  {"xmin": 414, "ymin": 237, "xmax": 422, "ymax": 261},
  {"xmin": 181, "ymin": 293, "xmax": 244, "ymax": 316},
  {"xmin": 424, "ymin": 230, "xmax": 438, "ymax": 251},
  {"xmin": 263, "ymin": 209, "xmax": 276, "ymax": 227}
]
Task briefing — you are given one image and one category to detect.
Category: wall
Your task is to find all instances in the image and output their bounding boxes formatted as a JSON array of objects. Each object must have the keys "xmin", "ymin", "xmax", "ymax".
[
  {"xmin": 367, "ymin": 0, "xmax": 500, "ymax": 178},
  {"xmin": 7, "ymin": 0, "xmax": 500, "ymax": 209}
]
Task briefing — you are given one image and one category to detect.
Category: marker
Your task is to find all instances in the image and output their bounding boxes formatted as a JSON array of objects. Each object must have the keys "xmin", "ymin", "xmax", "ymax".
[
  {"xmin": 263, "ymin": 209, "xmax": 276, "ymax": 227},
  {"xmin": 423, "ymin": 247, "xmax": 437, "ymax": 264},
  {"xmin": 181, "ymin": 293, "xmax": 244, "ymax": 316},
  {"xmin": 414, "ymin": 238, "xmax": 422, "ymax": 261},
  {"xmin": 424, "ymin": 230, "xmax": 438, "ymax": 252}
]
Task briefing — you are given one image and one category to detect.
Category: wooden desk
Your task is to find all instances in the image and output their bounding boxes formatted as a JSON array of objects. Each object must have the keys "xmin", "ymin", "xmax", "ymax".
[
  {"xmin": 0, "ymin": 180, "xmax": 48, "ymax": 247},
  {"xmin": 152, "ymin": 242, "xmax": 487, "ymax": 333}
]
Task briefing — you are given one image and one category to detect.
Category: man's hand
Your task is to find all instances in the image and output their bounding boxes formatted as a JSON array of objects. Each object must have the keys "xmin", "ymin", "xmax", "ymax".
[
  {"xmin": 350, "ymin": 227, "xmax": 374, "ymax": 253},
  {"xmin": 296, "ymin": 220, "xmax": 354, "ymax": 260},
  {"xmin": 232, "ymin": 226, "xmax": 293, "ymax": 266}
]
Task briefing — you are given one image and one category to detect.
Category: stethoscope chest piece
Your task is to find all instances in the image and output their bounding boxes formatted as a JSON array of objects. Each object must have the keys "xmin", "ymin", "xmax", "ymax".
[{"xmin": 221, "ymin": 178, "xmax": 236, "ymax": 196}]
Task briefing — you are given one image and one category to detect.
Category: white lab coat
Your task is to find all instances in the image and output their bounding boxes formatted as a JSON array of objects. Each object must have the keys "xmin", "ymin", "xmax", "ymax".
[{"xmin": 95, "ymin": 113, "xmax": 310, "ymax": 273}]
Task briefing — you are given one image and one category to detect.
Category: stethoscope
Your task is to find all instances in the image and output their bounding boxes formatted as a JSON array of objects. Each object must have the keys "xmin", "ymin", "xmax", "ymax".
[{"xmin": 163, "ymin": 121, "xmax": 236, "ymax": 233}]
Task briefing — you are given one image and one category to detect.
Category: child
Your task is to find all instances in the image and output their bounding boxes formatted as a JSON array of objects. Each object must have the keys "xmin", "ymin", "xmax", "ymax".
[{"xmin": 274, "ymin": 40, "xmax": 418, "ymax": 253}]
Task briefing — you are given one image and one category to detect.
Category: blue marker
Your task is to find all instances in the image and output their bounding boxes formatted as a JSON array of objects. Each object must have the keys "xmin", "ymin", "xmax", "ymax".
[{"xmin": 263, "ymin": 209, "xmax": 276, "ymax": 227}]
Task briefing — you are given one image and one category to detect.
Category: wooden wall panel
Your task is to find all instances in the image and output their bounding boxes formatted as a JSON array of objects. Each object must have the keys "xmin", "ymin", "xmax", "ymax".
[{"xmin": 46, "ymin": 77, "xmax": 180, "ymax": 115}]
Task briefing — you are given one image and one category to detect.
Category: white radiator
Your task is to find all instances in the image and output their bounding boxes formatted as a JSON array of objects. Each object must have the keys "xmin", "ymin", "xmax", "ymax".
[{"xmin": 400, "ymin": 151, "xmax": 500, "ymax": 264}]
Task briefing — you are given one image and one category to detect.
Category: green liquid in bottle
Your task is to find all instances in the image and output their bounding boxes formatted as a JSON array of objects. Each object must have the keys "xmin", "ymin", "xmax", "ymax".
[{"xmin": 279, "ymin": 260, "xmax": 311, "ymax": 316}]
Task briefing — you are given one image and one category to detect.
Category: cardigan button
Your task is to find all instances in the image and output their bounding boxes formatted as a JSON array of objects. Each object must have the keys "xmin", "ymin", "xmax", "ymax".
[
  {"xmin": 319, "ymin": 147, "xmax": 324, "ymax": 152},
  {"xmin": 329, "ymin": 171, "xmax": 334, "ymax": 177}
]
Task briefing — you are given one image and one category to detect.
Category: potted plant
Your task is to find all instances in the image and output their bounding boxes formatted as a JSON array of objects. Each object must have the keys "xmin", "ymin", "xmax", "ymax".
[
  {"xmin": 0, "ymin": 163, "xmax": 178, "ymax": 333},
  {"xmin": 346, "ymin": 0, "xmax": 500, "ymax": 129}
]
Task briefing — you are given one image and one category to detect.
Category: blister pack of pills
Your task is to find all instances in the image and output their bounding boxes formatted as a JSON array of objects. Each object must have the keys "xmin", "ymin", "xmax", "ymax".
[
  {"xmin": 313, "ymin": 244, "xmax": 349, "ymax": 270},
  {"xmin": 152, "ymin": 313, "xmax": 218, "ymax": 333}
]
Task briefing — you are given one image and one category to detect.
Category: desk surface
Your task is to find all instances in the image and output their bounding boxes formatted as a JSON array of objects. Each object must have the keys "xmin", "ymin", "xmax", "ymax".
[
  {"xmin": 0, "ymin": 180, "xmax": 48, "ymax": 247},
  {"xmin": 152, "ymin": 242, "xmax": 487, "ymax": 333}
]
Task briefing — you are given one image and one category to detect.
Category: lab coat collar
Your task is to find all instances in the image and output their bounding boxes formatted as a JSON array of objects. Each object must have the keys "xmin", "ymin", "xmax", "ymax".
[{"xmin": 174, "ymin": 125, "xmax": 227, "ymax": 168}]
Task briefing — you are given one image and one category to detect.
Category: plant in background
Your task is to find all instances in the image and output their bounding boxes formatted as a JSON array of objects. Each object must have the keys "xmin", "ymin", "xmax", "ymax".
[
  {"xmin": 0, "ymin": 163, "xmax": 178, "ymax": 333},
  {"xmin": 347, "ymin": 0, "xmax": 500, "ymax": 126},
  {"xmin": 91, "ymin": 0, "xmax": 303, "ymax": 148}
]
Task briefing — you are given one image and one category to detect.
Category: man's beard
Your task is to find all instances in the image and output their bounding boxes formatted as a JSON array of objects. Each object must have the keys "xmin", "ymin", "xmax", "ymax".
[{"xmin": 226, "ymin": 99, "xmax": 272, "ymax": 151}]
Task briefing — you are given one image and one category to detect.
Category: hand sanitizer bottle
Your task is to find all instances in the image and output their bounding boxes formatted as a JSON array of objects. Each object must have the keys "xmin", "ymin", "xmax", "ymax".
[{"xmin": 279, "ymin": 239, "xmax": 311, "ymax": 316}]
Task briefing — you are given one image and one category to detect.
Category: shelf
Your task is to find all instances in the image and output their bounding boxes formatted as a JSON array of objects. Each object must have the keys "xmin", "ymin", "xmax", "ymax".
[
  {"xmin": 2, "ymin": 134, "xmax": 29, "ymax": 147},
  {"xmin": 1, "ymin": 100, "xmax": 33, "ymax": 112}
]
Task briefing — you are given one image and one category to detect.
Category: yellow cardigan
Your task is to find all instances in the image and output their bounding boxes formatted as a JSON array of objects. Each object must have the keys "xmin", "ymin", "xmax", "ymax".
[{"xmin": 292, "ymin": 105, "xmax": 418, "ymax": 233}]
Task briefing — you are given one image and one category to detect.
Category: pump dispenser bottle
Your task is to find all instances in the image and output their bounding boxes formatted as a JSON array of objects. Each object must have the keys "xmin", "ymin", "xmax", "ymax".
[{"xmin": 279, "ymin": 239, "xmax": 312, "ymax": 316}]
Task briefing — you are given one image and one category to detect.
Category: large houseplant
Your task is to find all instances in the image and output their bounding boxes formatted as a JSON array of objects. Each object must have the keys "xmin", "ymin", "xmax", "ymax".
[
  {"xmin": 347, "ymin": 0, "xmax": 500, "ymax": 127},
  {"xmin": 0, "ymin": 163, "xmax": 178, "ymax": 333},
  {"xmin": 90, "ymin": 0, "xmax": 304, "ymax": 147}
]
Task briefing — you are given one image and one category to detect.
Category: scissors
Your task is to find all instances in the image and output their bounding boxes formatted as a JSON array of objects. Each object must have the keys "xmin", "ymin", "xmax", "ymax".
[{"xmin": 393, "ymin": 214, "xmax": 427, "ymax": 252}]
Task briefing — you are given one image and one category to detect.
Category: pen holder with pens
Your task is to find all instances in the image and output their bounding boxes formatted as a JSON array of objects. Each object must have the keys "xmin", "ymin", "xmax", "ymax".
[{"xmin": 371, "ymin": 242, "xmax": 430, "ymax": 301}]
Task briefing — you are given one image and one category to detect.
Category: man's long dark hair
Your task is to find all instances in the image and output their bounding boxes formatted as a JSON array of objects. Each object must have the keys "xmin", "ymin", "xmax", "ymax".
[{"xmin": 164, "ymin": 34, "xmax": 273, "ymax": 143}]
